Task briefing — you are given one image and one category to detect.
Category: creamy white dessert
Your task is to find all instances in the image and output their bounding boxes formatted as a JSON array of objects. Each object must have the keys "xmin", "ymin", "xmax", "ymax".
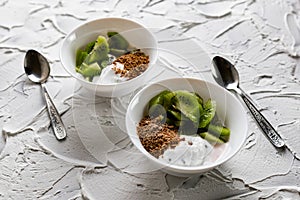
[
  {"xmin": 158, "ymin": 135, "xmax": 230, "ymax": 167},
  {"xmin": 97, "ymin": 63, "xmax": 126, "ymax": 84},
  {"xmin": 158, "ymin": 135, "xmax": 213, "ymax": 166}
]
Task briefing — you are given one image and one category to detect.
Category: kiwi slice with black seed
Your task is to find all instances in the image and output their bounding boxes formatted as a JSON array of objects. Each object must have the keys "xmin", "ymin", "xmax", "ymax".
[
  {"xmin": 167, "ymin": 109, "xmax": 182, "ymax": 121},
  {"xmin": 148, "ymin": 90, "xmax": 170, "ymax": 107},
  {"xmin": 207, "ymin": 124, "xmax": 230, "ymax": 142},
  {"xmin": 148, "ymin": 90, "xmax": 172, "ymax": 119},
  {"xmin": 193, "ymin": 92, "xmax": 204, "ymax": 114},
  {"xmin": 162, "ymin": 91, "xmax": 175, "ymax": 109},
  {"xmin": 198, "ymin": 99, "xmax": 217, "ymax": 128},
  {"xmin": 199, "ymin": 132, "xmax": 224, "ymax": 144},
  {"xmin": 172, "ymin": 90, "xmax": 201, "ymax": 125}
]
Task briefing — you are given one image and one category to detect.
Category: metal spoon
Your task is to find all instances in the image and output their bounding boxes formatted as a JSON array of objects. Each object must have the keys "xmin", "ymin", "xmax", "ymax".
[
  {"xmin": 212, "ymin": 56, "xmax": 285, "ymax": 148},
  {"xmin": 24, "ymin": 49, "xmax": 67, "ymax": 140}
]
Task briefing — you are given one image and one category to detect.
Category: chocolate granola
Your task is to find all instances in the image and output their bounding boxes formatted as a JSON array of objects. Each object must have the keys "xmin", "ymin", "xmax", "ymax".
[
  {"xmin": 112, "ymin": 50, "xmax": 150, "ymax": 80},
  {"xmin": 137, "ymin": 116, "xmax": 181, "ymax": 158}
]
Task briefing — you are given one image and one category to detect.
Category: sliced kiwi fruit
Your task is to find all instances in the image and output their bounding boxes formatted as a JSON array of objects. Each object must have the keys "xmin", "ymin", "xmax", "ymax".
[
  {"xmin": 166, "ymin": 118, "xmax": 180, "ymax": 127},
  {"xmin": 148, "ymin": 90, "xmax": 171, "ymax": 107},
  {"xmin": 198, "ymin": 99, "xmax": 217, "ymax": 128},
  {"xmin": 148, "ymin": 90, "xmax": 172, "ymax": 119},
  {"xmin": 199, "ymin": 132, "xmax": 224, "ymax": 144},
  {"xmin": 172, "ymin": 90, "xmax": 201, "ymax": 125},
  {"xmin": 162, "ymin": 91, "xmax": 175, "ymax": 109},
  {"xmin": 178, "ymin": 119, "xmax": 199, "ymax": 135},
  {"xmin": 167, "ymin": 109, "xmax": 182, "ymax": 121},
  {"xmin": 193, "ymin": 92, "xmax": 204, "ymax": 115},
  {"xmin": 145, "ymin": 89, "xmax": 231, "ymax": 143},
  {"xmin": 207, "ymin": 124, "xmax": 230, "ymax": 142},
  {"xmin": 192, "ymin": 92, "xmax": 203, "ymax": 105}
]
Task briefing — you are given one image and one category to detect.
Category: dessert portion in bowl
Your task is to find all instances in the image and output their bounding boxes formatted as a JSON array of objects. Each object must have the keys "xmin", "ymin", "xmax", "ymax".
[
  {"xmin": 137, "ymin": 89, "xmax": 230, "ymax": 167},
  {"xmin": 126, "ymin": 78, "xmax": 248, "ymax": 176},
  {"xmin": 60, "ymin": 17, "xmax": 157, "ymax": 97}
]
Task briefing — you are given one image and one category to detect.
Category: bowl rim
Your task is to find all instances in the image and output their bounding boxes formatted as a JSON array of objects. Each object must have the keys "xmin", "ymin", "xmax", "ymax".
[
  {"xmin": 59, "ymin": 17, "xmax": 158, "ymax": 87},
  {"xmin": 126, "ymin": 77, "xmax": 248, "ymax": 172}
]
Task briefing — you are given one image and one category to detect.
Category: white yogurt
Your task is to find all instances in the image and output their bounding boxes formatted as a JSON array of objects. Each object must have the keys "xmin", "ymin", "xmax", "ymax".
[
  {"xmin": 158, "ymin": 135, "xmax": 214, "ymax": 166},
  {"xmin": 96, "ymin": 63, "xmax": 126, "ymax": 84}
]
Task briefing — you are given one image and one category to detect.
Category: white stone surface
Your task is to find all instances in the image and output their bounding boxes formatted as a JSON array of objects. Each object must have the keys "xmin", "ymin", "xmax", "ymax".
[{"xmin": 0, "ymin": 0, "xmax": 300, "ymax": 199}]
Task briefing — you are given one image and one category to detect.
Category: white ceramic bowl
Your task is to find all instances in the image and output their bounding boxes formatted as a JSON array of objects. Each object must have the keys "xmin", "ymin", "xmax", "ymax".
[
  {"xmin": 60, "ymin": 17, "xmax": 158, "ymax": 97},
  {"xmin": 126, "ymin": 77, "xmax": 248, "ymax": 176}
]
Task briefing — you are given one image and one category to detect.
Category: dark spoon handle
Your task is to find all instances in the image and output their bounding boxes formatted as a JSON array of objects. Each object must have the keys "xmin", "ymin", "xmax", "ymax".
[
  {"xmin": 238, "ymin": 89, "xmax": 285, "ymax": 148},
  {"xmin": 41, "ymin": 83, "xmax": 67, "ymax": 140}
]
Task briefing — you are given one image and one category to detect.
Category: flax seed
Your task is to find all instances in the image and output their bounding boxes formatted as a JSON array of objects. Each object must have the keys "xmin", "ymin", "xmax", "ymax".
[
  {"xmin": 137, "ymin": 116, "xmax": 181, "ymax": 158},
  {"xmin": 112, "ymin": 49, "xmax": 150, "ymax": 80}
]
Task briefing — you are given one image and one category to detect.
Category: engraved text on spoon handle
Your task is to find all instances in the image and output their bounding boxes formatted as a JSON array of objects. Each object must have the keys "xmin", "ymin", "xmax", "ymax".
[
  {"xmin": 239, "ymin": 90, "xmax": 284, "ymax": 148},
  {"xmin": 41, "ymin": 83, "xmax": 67, "ymax": 140}
]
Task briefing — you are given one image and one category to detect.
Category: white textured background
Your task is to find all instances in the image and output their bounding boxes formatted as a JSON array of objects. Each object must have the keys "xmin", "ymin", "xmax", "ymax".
[{"xmin": 0, "ymin": 0, "xmax": 300, "ymax": 199}]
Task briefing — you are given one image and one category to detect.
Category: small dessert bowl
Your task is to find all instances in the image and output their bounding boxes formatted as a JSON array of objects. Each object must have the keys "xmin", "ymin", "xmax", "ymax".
[
  {"xmin": 60, "ymin": 17, "xmax": 158, "ymax": 97},
  {"xmin": 126, "ymin": 77, "xmax": 248, "ymax": 176}
]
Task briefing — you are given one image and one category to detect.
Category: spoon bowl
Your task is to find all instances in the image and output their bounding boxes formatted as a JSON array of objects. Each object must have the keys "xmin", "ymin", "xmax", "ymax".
[
  {"xmin": 212, "ymin": 56, "xmax": 239, "ymax": 91},
  {"xmin": 212, "ymin": 56, "xmax": 285, "ymax": 148},
  {"xmin": 24, "ymin": 50, "xmax": 67, "ymax": 140},
  {"xmin": 24, "ymin": 50, "xmax": 50, "ymax": 84}
]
